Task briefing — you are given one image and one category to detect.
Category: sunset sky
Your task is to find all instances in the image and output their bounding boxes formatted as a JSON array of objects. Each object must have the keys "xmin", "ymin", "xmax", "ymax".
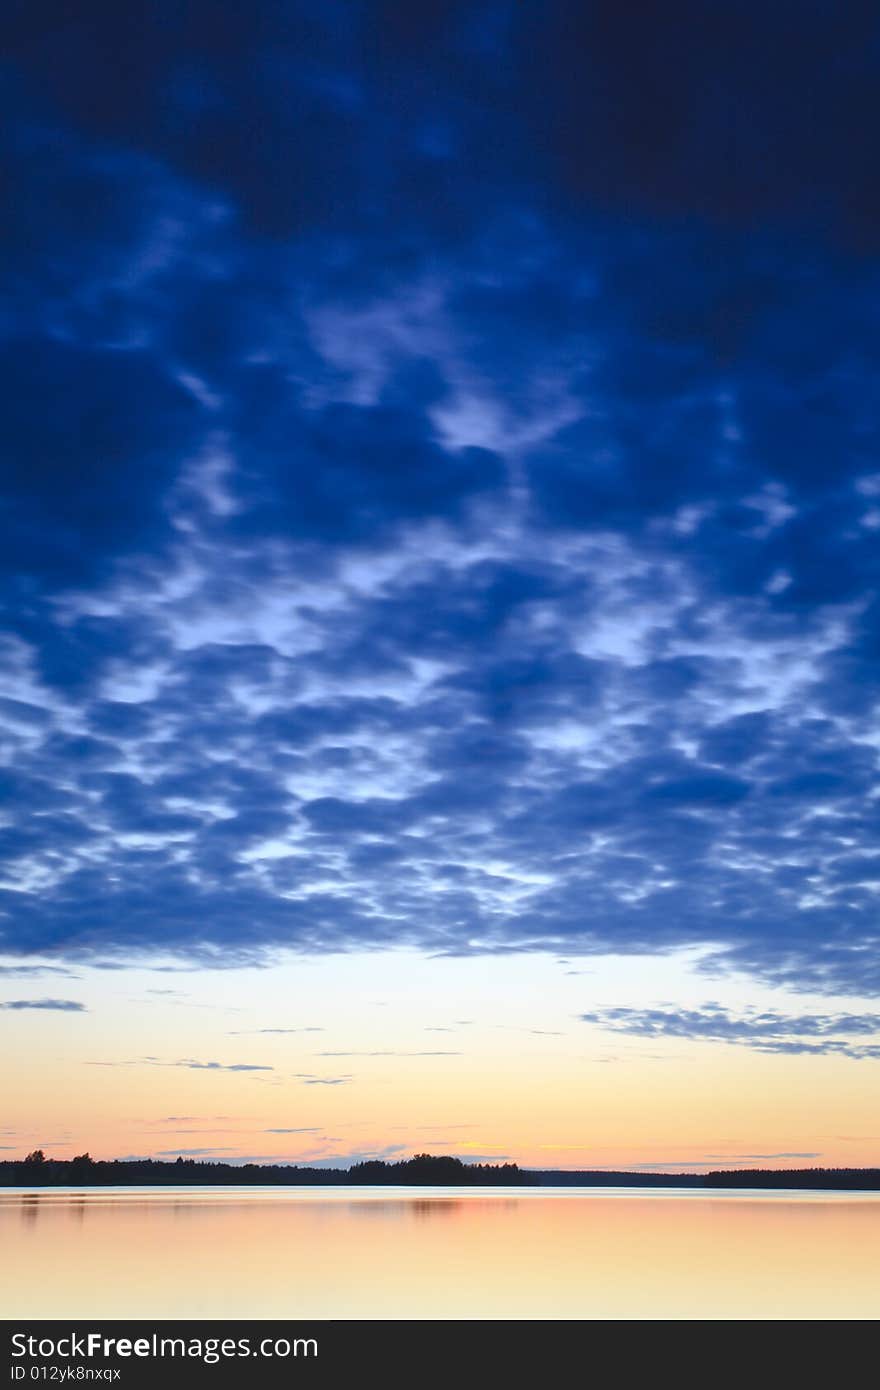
[{"xmin": 2, "ymin": 3, "xmax": 880, "ymax": 1173}]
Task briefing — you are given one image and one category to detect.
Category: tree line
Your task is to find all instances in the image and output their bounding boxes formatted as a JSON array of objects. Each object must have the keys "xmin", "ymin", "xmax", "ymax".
[
  {"xmin": 2, "ymin": 1152, "xmax": 878, "ymax": 1188},
  {"xmin": 0, "ymin": 1151, "xmax": 532, "ymax": 1186}
]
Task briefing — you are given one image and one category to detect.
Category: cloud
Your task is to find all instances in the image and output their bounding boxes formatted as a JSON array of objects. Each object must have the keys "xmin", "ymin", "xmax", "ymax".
[
  {"xmin": 264, "ymin": 1128, "xmax": 321, "ymax": 1134},
  {"xmin": 293, "ymin": 1074, "xmax": 353, "ymax": 1086},
  {"xmin": 213, "ymin": 1154, "xmax": 334, "ymax": 1166},
  {"xmin": 704, "ymin": 1153, "xmax": 822, "ymax": 1163},
  {"xmin": 0, "ymin": 998, "xmax": 85, "ymax": 1011},
  {"xmin": 85, "ymin": 1058, "xmax": 273, "ymax": 1072},
  {"xmin": 154, "ymin": 1129, "xmax": 243, "ymax": 1136},
  {"xmin": 151, "ymin": 1116, "xmax": 235, "ymax": 1123},
  {"xmin": 228, "ymin": 1028, "xmax": 324, "ymax": 1035},
  {"xmin": 1, "ymin": 0, "xmax": 879, "ymax": 1003},
  {"xmin": 585, "ymin": 1157, "xmax": 822, "ymax": 1172},
  {"xmin": 172, "ymin": 1060, "xmax": 274, "ymax": 1072},
  {"xmin": 581, "ymin": 1005, "xmax": 880, "ymax": 1059},
  {"xmin": 0, "ymin": 965, "xmax": 76, "ymax": 977},
  {"xmin": 315, "ymin": 1050, "xmax": 462, "ymax": 1057},
  {"xmin": 318, "ymin": 1144, "xmax": 409, "ymax": 1166},
  {"xmin": 155, "ymin": 1147, "xmax": 239, "ymax": 1157}
]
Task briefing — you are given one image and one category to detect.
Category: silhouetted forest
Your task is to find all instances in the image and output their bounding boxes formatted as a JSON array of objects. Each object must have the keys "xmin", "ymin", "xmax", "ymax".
[
  {"xmin": 532, "ymin": 1167, "xmax": 880, "ymax": 1189},
  {"xmin": 0, "ymin": 1151, "xmax": 531, "ymax": 1186},
  {"xmin": 527, "ymin": 1169, "xmax": 704, "ymax": 1187},
  {"xmin": 1, "ymin": 1151, "xmax": 878, "ymax": 1188},
  {"xmin": 704, "ymin": 1167, "xmax": 880, "ymax": 1190},
  {"xmin": 348, "ymin": 1154, "xmax": 529, "ymax": 1184}
]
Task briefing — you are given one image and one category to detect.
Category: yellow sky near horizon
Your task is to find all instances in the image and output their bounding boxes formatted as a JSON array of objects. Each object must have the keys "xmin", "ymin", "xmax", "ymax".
[{"xmin": 2, "ymin": 947, "xmax": 879, "ymax": 1172}]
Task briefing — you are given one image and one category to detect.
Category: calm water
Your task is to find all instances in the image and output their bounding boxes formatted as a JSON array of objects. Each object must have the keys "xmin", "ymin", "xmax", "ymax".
[{"xmin": 2, "ymin": 1185, "xmax": 879, "ymax": 1320}]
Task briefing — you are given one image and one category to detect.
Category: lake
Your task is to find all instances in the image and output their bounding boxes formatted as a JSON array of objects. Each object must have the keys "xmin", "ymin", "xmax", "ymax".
[{"xmin": 2, "ymin": 1186, "xmax": 879, "ymax": 1320}]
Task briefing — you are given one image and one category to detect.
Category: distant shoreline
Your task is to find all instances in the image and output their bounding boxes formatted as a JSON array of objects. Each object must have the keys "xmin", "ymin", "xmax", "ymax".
[{"xmin": 2, "ymin": 1154, "xmax": 879, "ymax": 1190}]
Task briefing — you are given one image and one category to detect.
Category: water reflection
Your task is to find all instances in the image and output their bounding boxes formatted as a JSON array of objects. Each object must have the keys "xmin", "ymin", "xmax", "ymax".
[
  {"xmin": 345, "ymin": 1197, "xmax": 471, "ymax": 1220},
  {"xmin": 2, "ymin": 1187, "xmax": 879, "ymax": 1320},
  {"xmin": 19, "ymin": 1194, "xmax": 40, "ymax": 1225},
  {"xmin": 410, "ymin": 1199, "xmax": 465, "ymax": 1219},
  {"xmin": 346, "ymin": 1200, "xmax": 408, "ymax": 1221}
]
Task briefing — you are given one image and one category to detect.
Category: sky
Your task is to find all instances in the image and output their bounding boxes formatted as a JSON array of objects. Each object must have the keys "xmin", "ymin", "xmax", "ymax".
[{"xmin": 2, "ymin": 2, "xmax": 880, "ymax": 1172}]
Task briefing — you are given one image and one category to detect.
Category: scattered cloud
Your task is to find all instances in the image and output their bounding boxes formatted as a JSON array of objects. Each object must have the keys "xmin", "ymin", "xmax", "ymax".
[
  {"xmin": 581, "ymin": 1005, "xmax": 880, "ymax": 1059},
  {"xmin": 172, "ymin": 1060, "xmax": 274, "ymax": 1072},
  {"xmin": 155, "ymin": 1147, "xmax": 239, "ymax": 1157},
  {"xmin": 84, "ymin": 1058, "xmax": 273, "ymax": 1072},
  {"xmin": 293, "ymin": 1074, "xmax": 353, "ymax": 1086},
  {"xmin": 583, "ymin": 1154, "xmax": 824, "ymax": 1171},
  {"xmin": 0, "ymin": 966, "xmax": 77, "ymax": 978},
  {"xmin": 704, "ymin": 1152, "xmax": 822, "ymax": 1163},
  {"xmin": 315, "ymin": 1050, "xmax": 462, "ymax": 1058},
  {"xmin": 151, "ymin": 1116, "xmax": 236, "ymax": 1124},
  {"xmin": 228, "ymin": 1028, "xmax": 324, "ymax": 1035},
  {"xmin": 264, "ymin": 1128, "xmax": 321, "ymax": 1134},
  {"xmin": 1, "ymin": 0, "xmax": 879, "ymax": 1004},
  {"xmin": 0, "ymin": 999, "xmax": 85, "ymax": 1012}
]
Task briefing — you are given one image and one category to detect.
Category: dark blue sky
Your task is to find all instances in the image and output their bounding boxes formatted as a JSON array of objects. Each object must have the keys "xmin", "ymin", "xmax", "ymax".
[{"xmin": 3, "ymin": 2, "xmax": 880, "ymax": 997}]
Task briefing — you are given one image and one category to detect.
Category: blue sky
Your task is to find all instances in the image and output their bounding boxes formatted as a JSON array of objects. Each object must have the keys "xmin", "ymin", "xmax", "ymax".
[{"xmin": 2, "ymin": 4, "xmax": 880, "ymax": 1166}]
